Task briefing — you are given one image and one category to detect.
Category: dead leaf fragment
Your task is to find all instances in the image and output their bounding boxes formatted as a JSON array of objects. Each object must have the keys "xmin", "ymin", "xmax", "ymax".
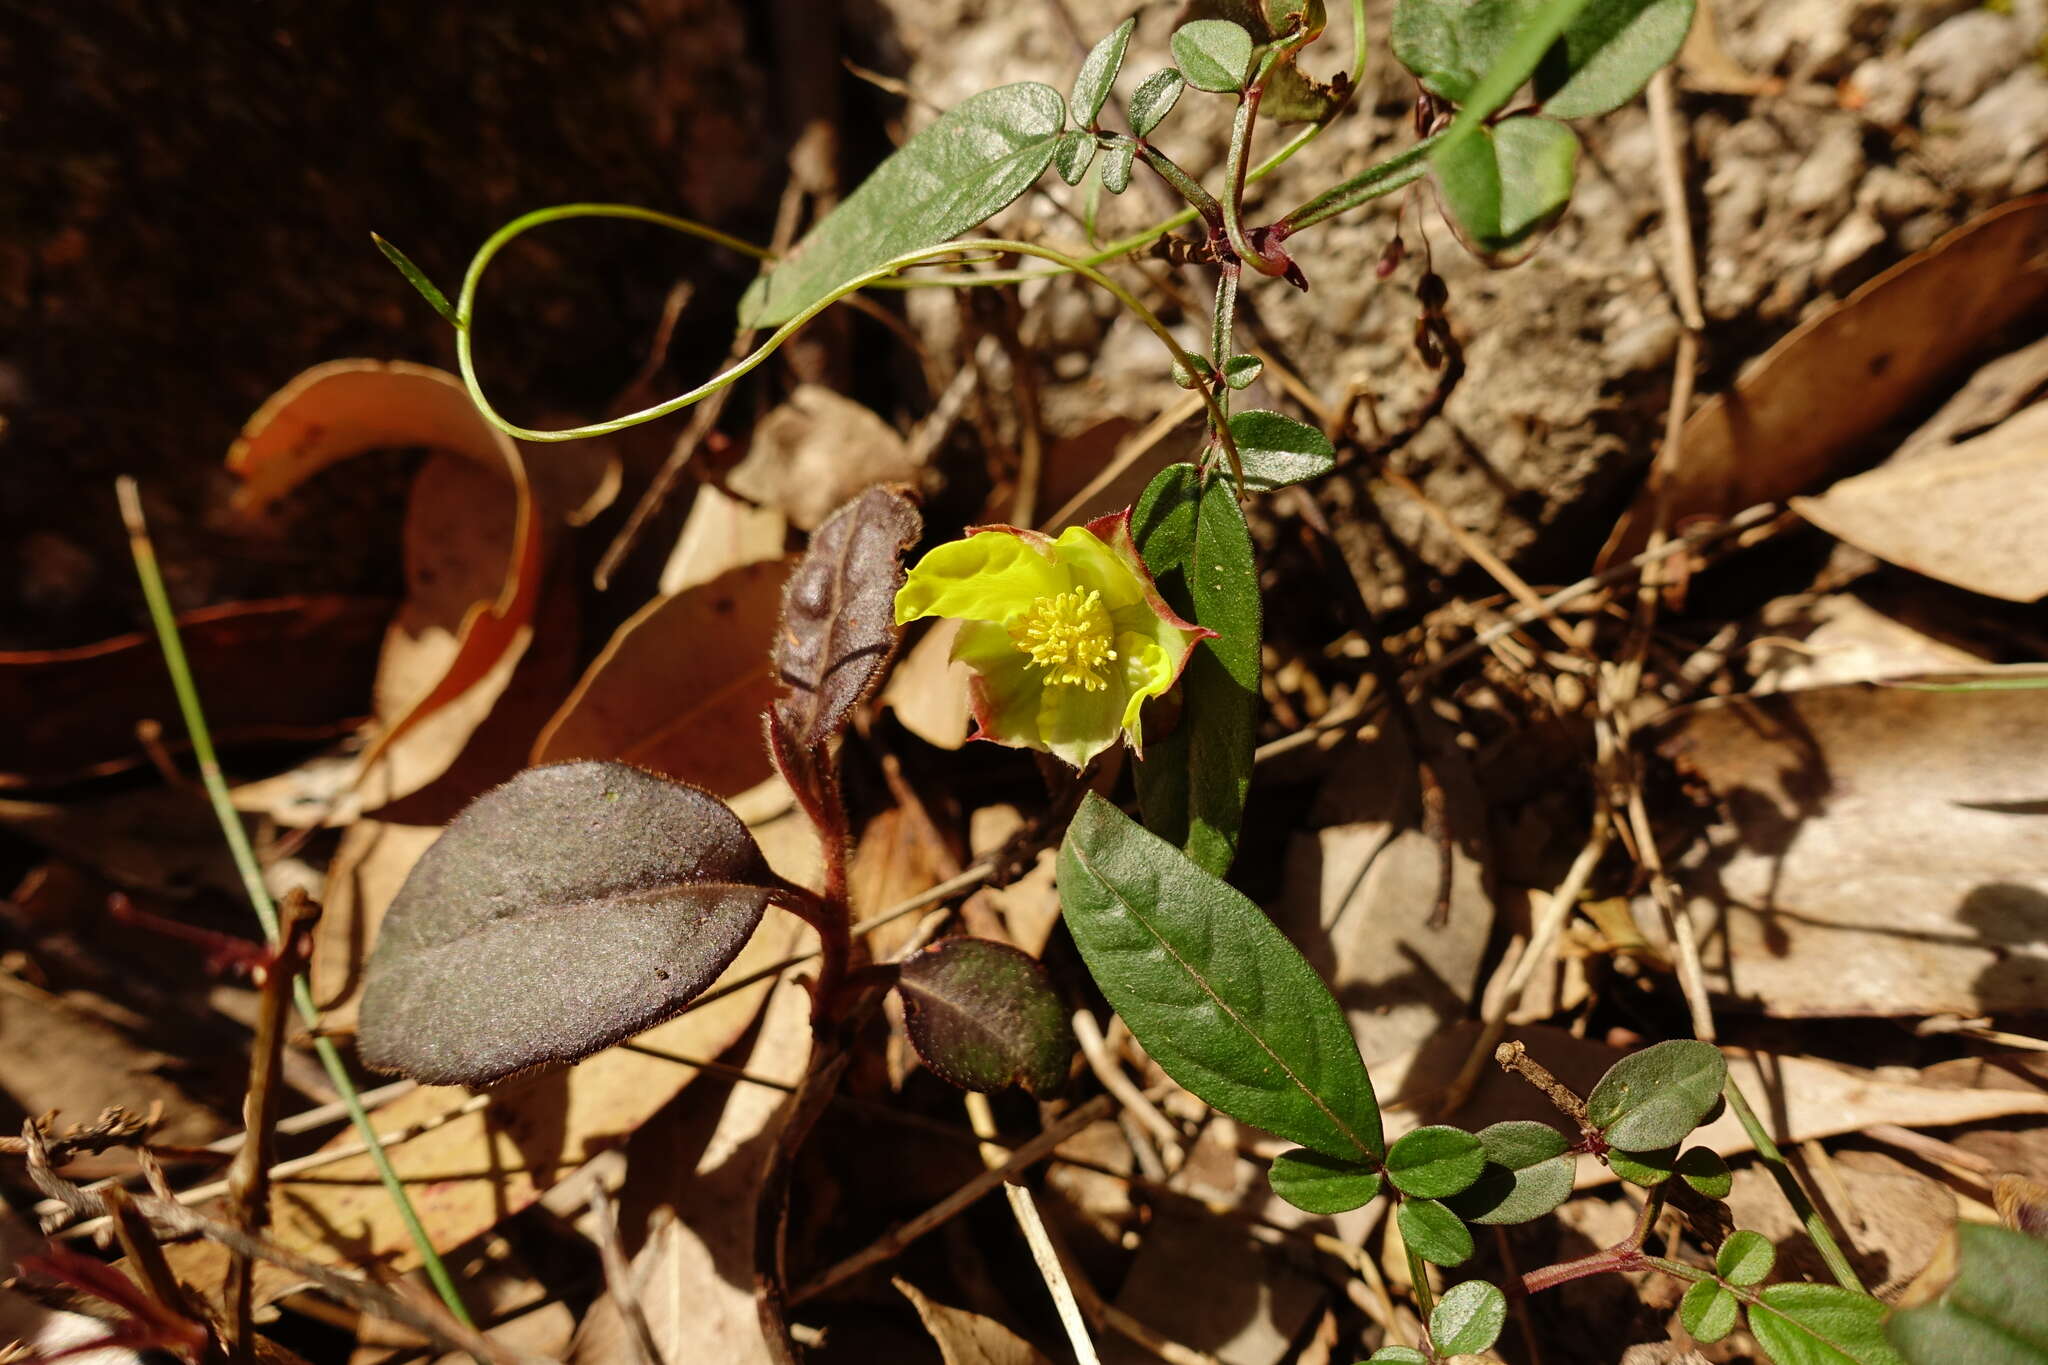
[
  {"xmin": 726, "ymin": 384, "xmax": 923, "ymax": 530},
  {"xmin": 1603, "ymin": 195, "xmax": 2048, "ymax": 564},
  {"xmin": 896, "ymin": 1278, "xmax": 1056, "ymax": 1365},
  {"xmin": 533, "ymin": 558, "xmax": 792, "ymax": 797},
  {"xmin": 1794, "ymin": 401, "xmax": 2048, "ymax": 602},
  {"xmin": 1655, "ymin": 685, "xmax": 2048, "ymax": 1017},
  {"xmin": 883, "ymin": 619, "xmax": 975, "ymax": 751},
  {"xmin": 661, "ymin": 483, "xmax": 787, "ymax": 595}
]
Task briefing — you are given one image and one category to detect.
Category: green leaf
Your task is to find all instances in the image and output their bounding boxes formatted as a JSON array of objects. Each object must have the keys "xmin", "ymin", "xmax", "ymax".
[
  {"xmin": 1387, "ymin": 1125, "xmax": 1488, "ymax": 1199},
  {"xmin": 1678, "ymin": 1145, "xmax": 1734, "ymax": 1200},
  {"xmin": 1269, "ymin": 1147, "xmax": 1385, "ymax": 1215},
  {"xmin": 1221, "ymin": 354, "xmax": 1264, "ymax": 390},
  {"xmin": 1397, "ymin": 1197, "xmax": 1474, "ymax": 1266},
  {"xmin": 1608, "ymin": 1144, "xmax": 1679, "ymax": 1188},
  {"xmin": 1101, "ymin": 137, "xmax": 1137, "ymax": 194},
  {"xmin": 1393, "ymin": 0, "xmax": 1689, "ymax": 117},
  {"xmin": 1435, "ymin": 114, "xmax": 1580, "ymax": 263},
  {"xmin": 1681, "ymin": 1281, "xmax": 1740, "ymax": 1345},
  {"xmin": 1130, "ymin": 69, "xmax": 1187, "ymax": 136},
  {"xmin": 1586, "ymin": 1039, "xmax": 1727, "ymax": 1153},
  {"xmin": 1058, "ymin": 794, "xmax": 1383, "ymax": 1161},
  {"xmin": 1430, "ymin": 1279, "xmax": 1508, "ymax": 1356},
  {"xmin": 1054, "ymin": 129, "xmax": 1097, "ymax": 186},
  {"xmin": 1132, "ymin": 465, "xmax": 1261, "ymax": 876},
  {"xmin": 358, "ymin": 762, "xmax": 778, "ymax": 1087},
  {"xmin": 1536, "ymin": 0, "xmax": 1697, "ymax": 118},
  {"xmin": 1226, "ymin": 409, "xmax": 1336, "ymax": 491},
  {"xmin": 1071, "ymin": 18, "xmax": 1137, "ymax": 128},
  {"xmin": 372, "ymin": 233, "xmax": 462, "ymax": 329},
  {"xmin": 740, "ymin": 82, "xmax": 1065, "ymax": 327},
  {"xmin": 1444, "ymin": 1120, "xmax": 1575, "ymax": 1225},
  {"xmin": 897, "ymin": 937, "xmax": 1075, "ymax": 1097},
  {"xmin": 1172, "ymin": 19, "xmax": 1255, "ymax": 92},
  {"xmin": 1718, "ymin": 1229, "xmax": 1777, "ymax": 1287},
  {"xmin": 1750, "ymin": 1284, "xmax": 1904, "ymax": 1365},
  {"xmin": 1367, "ymin": 1349, "xmax": 1430, "ymax": 1364},
  {"xmin": 1889, "ymin": 1224, "xmax": 2048, "ymax": 1365}
]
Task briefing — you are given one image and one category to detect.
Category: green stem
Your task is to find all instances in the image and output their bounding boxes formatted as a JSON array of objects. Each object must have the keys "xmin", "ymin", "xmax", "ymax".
[
  {"xmin": 453, "ymin": 216, "xmax": 1242, "ymax": 480},
  {"xmin": 1406, "ymin": 1244, "xmax": 1438, "ymax": 1348},
  {"xmin": 118, "ymin": 480, "xmax": 479, "ymax": 1339},
  {"xmin": 1223, "ymin": 32, "xmax": 1310, "ymax": 275},
  {"xmin": 1135, "ymin": 140, "xmax": 1225, "ymax": 230},
  {"xmin": 1274, "ymin": 133, "xmax": 1440, "ymax": 234},
  {"xmin": 1722, "ymin": 1078, "xmax": 1865, "ymax": 1292}
]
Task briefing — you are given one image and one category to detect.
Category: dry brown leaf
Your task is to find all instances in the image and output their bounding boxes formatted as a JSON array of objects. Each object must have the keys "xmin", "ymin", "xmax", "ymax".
[
  {"xmin": 1794, "ymin": 401, "xmax": 2048, "ymax": 602},
  {"xmin": 1889, "ymin": 335, "xmax": 2048, "ymax": 464},
  {"xmin": 532, "ymin": 558, "xmax": 792, "ymax": 797},
  {"xmin": 570, "ymin": 977, "xmax": 814, "ymax": 1365},
  {"xmin": 851, "ymin": 805, "xmax": 959, "ymax": 962},
  {"xmin": 1602, "ymin": 195, "xmax": 2048, "ymax": 565},
  {"xmin": 896, "ymin": 1278, "xmax": 1057, "ymax": 1365},
  {"xmin": 726, "ymin": 384, "xmax": 923, "ymax": 530},
  {"xmin": 1722, "ymin": 1150, "xmax": 1955, "ymax": 1296},
  {"xmin": 1271, "ymin": 719, "xmax": 1495, "ymax": 1067},
  {"xmin": 883, "ymin": 619, "xmax": 975, "ymax": 751},
  {"xmin": 1676, "ymin": 0, "xmax": 1777, "ymax": 96},
  {"xmin": 1747, "ymin": 593, "xmax": 1989, "ymax": 694},
  {"xmin": 1654, "ymin": 685, "xmax": 2048, "ymax": 1017},
  {"xmin": 0, "ymin": 596, "xmax": 385, "ymax": 789},
  {"xmin": 162, "ymin": 913, "xmax": 803, "ymax": 1295},
  {"xmin": 960, "ymin": 805, "xmax": 1060, "ymax": 957},
  {"xmin": 1105, "ymin": 1200, "xmax": 1327, "ymax": 1365},
  {"xmin": 228, "ymin": 362, "xmax": 543, "ymax": 806},
  {"xmin": 311, "ymin": 819, "xmax": 442, "ymax": 1035},
  {"xmin": 661, "ymin": 483, "xmax": 788, "ymax": 595}
]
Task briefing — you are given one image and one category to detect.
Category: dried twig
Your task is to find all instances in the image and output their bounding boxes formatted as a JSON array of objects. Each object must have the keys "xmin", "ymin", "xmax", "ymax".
[{"xmin": 590, "ymin": 1185, "xmax": 663, "ymax": 1365}]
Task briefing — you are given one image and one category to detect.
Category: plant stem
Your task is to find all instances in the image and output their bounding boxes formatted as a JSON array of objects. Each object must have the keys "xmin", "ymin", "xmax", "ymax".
[
  {"xmin": 1134, "ymin": 141, "xmax": 1224, "ymax": 231},
  {"xmin": 117, "ymin": 478, "xmax": 478, "ymax": 1339},
  {"xmin": 1222, "ymin": 31, "xmax": 1310, "ymax": 276},
  {"xmin": 1274, "ymin": 134, "xmax": 1440, "ymax": 234},
  {"xmin": 1405, "ymin": 1244, "xmax": 1437, "ymax": 1344},
  {"xmin": 1722, "ymin": 1078, "xmax": 1866, "ymax": 1292}
]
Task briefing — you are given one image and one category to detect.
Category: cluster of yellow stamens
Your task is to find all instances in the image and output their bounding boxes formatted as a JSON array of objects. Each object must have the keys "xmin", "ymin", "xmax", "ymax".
[{"xmin": 1013, "ymin": 588, "xmax": 1118, "ymax": 691}]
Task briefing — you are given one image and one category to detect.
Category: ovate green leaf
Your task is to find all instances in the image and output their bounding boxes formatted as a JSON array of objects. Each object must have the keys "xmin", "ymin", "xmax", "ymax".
[
  {"xmin": 1444, "ymin": 1120, "xmax": 1575, "ymax": 1225},
  {"xmin": 1397, "ymin": 1197, "xmax": 1474, "ymax": 1266},
  {"xmin": 740, "ymin": 82, "xmax": 1066, "ymax": 326},
  {"xmin": 1430, "ymin": 1279, "xmax": 1508, "ymax": 1356},
  {"xmin": 1101, "ymin": 137, "xmax": 1137, "ymax": 194},
  {"xmin": 1678, "ymin": 1145, "xmax": 1734, "ymax": 1200},
  {"xmin": 1888, "ymin": 1224, "xmax": 2048, "ymax": 1365},
  {"xmin": 1221, "ymin": 354, "xmax": 1264, "ymax": 390},
  {"xmin": 1367, "ymin": 1348, "xmax": 1429, "ymax": 1364},
  {"xmin": 1682, "ymin": 1281, "xmax": 1740, "ymax": 1344},
  {"xmin": 1717, "ymin": 1229, "xmax": 1776, "ymax": 1287},
  {"xmin": 1586, "ymin": 1039, "xmax": 1726, "ymax": 1152},
  {"xmin": 1226, "ymin": 408, "xmax": 1336, "ymax": 491},
  {"xmin": 1130, "ymin": 69, "xmax": 1187, "ymax": 136},
  {"xmin": 1269, "ymin": 1147, "xmax": 1385, "ymax": 1214},
  {"xmin": 1058, "ymin": 795, "xmax": 1382, "ymax": 1160},
  {"xmin": 1386, "ymin": 1125, "xmax": 1487, "ymax": 1199},
  {"xmin": 1750, "ymin": 1285, "xmax": 1904, "ymax": 1365},
  {"xmin": 1132, "ymin": 465, "xmax": 1261, "ymax": 876},
  {"xmin": 1608, "ymin": 1144, "xmax": 1679, "ymax": 1187},
  {"xmin": 897, "ymin": 937, "xmax": 1075, "ymax": 1097},
  {"xmin": 1172, "ymin": 19, "xmax": 1255, "ymax": 92},
  {"xmin": 1435, "ymin": 114, "xmax": 1580, "ymax": 264},
  {"xmin": 1536, "ymin": 0, "xmax": 1697, "ymax": 118},
  {"xmin": 1071, "ymin": 18, "xmax": 1137, "ymax": 128},
  {"xmin": 1054, "ymin": 129, "xmax": 1097, "ymax": 186},
  {"xmin": 358, "ymin": 762, "xmax": 778, "ymax": 1087}
]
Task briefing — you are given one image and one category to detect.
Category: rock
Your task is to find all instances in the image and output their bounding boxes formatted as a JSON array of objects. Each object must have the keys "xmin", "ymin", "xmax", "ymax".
[
  {"xmin": 1856, "ymin": 164, "xmax": 1942, "ymax": 223},
  {"xmin": 1907, "ymin": 10, "xmax": 2023, "ymax": 106},
  {"xmin": 1818, "ymin": 209, "xmax": 1888, "ymax": 292},
  {"xmin": 1945, "ymin": 69, "xmax": 2048, "ymax": 196},
  {"xmin": 1787, "ymin": 118, "xmax": 1867, "ymax": 223},
  {"xmin": 1845, "ymin": 54, "xmax": 1921, "ymax": 127}
]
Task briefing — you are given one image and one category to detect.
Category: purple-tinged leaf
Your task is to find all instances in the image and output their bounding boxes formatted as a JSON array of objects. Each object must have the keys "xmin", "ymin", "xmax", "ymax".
[{"xmin": 897, "ymin": 937, "xmax": 1075, "ymax": 1096}]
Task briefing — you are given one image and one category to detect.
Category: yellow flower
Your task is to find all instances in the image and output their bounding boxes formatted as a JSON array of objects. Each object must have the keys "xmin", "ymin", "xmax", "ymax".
[{"xmin": 894, "ymin": 512, "xmax": 1213, "ymax": 768}]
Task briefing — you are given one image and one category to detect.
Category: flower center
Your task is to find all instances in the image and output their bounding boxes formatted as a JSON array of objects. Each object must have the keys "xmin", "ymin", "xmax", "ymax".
[{"xmin": 1013, "ymin": 589, "xmax": 1118, "ymax": 691}]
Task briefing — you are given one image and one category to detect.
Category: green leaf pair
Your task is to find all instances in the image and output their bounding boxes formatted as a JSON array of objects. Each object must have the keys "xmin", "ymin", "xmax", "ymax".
[{"xmin": 1392, "ymin": 0, "xmax": 1695, "ymax": 259}]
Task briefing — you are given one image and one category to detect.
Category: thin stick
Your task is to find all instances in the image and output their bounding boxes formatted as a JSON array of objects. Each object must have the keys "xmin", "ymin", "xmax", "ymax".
[
  {"xmin": 117, "ymin": 477, "xmax": 477, "ymax": 1335},
  {"xmin": 1072, "ymin": 1011, "xmax": 1183, "ymax": 1165},
  {"xmin": 788, "ymin": 1093, "xmax": 1115, "ymax": 1305},
  {"xmin": 590, "ymin": 1185, "xmax": 664, "ymax": 1365},
  {"xmin": 1006, "ymin": 1184, "xmax": 1101, "ymax": 1365}
]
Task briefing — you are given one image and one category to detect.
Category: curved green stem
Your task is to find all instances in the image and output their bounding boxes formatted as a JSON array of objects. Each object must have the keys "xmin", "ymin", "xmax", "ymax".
[
  {"xmin": 1135, "ymin": 141, "xmax": 1224, "ymax": 230},
  {"xmin": 1224, "ymin": 31, "xmax": 1312, "ymax": 275},
  {"xmin": 452, "ymin": 212, "xmax": 1243, "ymax": 485},
  {"xmin": 1274, "ymin": 133, "xmax": 1440, "ymax": 234}
]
